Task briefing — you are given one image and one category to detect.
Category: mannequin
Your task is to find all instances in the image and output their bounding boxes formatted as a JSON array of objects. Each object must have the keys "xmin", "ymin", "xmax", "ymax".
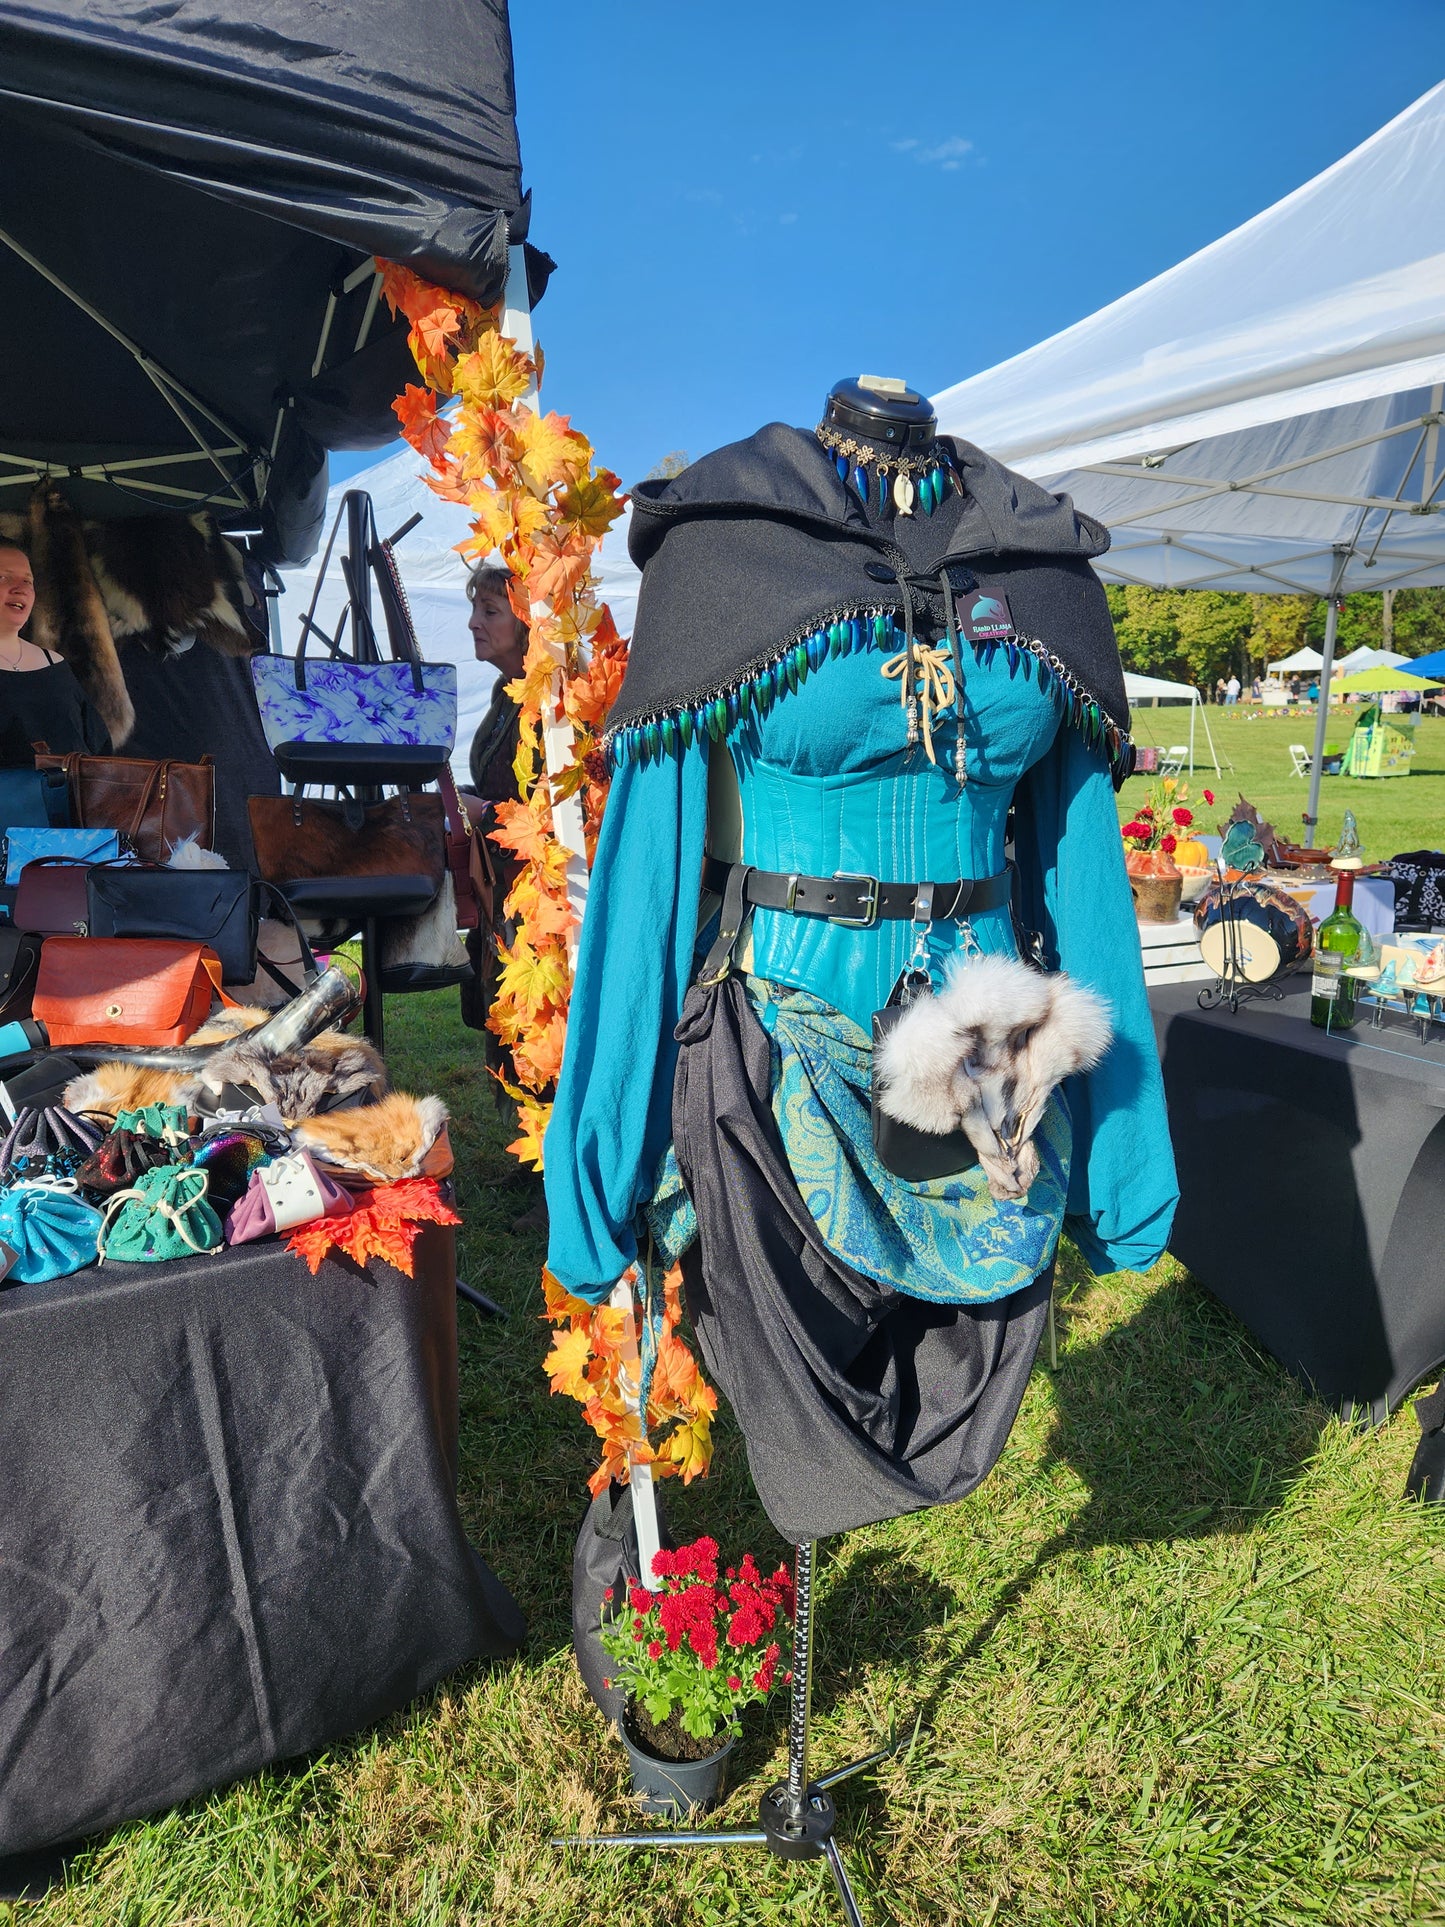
[
  {"xmin": 547, "ymin": 383, "xmax": 1178, "ymax": 1909},
  {"xmin": 544, "ymin": 377, "xmax": 1177, "ymax": 1544}
]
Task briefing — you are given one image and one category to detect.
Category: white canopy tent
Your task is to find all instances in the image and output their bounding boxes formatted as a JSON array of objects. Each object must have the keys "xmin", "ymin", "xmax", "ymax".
[
  {"xmin": 277, "ymin": 441, "xmax": 642, "ymax": 779},
  {"xmin": 1121, "ymin": 671, "xmax": 1222, "ymax": 776},
  {"xmin": 1269, "ymin": 645, "xmax": 1325, "ymax": 674},
  {"xmin": 1334, "ymin": 644, "xmax": 1409, "ymax": 674},
  {"xmin": 933, "ymin": 82, "xmax": 1445, "ymax": 835}
]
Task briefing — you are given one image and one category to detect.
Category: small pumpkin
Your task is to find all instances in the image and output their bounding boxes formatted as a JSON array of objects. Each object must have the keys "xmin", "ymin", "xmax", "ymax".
[{"xmin": 1173, "ymin": 837, "xmax": 1210, "ymax": 868}]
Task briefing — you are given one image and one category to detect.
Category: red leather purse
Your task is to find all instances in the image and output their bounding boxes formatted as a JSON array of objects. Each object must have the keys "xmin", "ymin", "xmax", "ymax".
[{"xmin": 33, "ymin": 938, "xmax": 228, "ymax": 1047}]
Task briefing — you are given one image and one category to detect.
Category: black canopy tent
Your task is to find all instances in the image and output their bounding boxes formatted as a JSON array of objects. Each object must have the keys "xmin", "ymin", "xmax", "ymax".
[{"xmin": 0, "ymin": 0, "xmax": 548, "ymax": 564}]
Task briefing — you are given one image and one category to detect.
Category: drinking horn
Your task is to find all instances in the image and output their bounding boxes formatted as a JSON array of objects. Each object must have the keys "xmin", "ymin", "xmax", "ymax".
[{"xmin": 55, "ymin": 966, "xmax": 363, "ymax": 1070}]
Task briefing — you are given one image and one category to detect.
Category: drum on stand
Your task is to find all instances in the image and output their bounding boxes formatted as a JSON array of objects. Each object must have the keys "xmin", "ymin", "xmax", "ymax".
[{"xmin": 1193, "ymin": 878, "xmax": 1314, "ymax": 984}]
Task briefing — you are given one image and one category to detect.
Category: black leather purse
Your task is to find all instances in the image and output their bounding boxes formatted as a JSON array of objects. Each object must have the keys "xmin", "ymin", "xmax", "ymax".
[
  {"xmin": 85, "ymin": 870, "xmax": 316, "ymax": 991},
  {"xmin": 0, "ymin": 924, "xmax": 42, "ymax": 1024},
  {"xmin": 86, "ymin": 865, "xmax": 257, "ymax": 984},
  {"xmin": 871, "ymin": 971, "xmax": 979, "ymax": 1183}
]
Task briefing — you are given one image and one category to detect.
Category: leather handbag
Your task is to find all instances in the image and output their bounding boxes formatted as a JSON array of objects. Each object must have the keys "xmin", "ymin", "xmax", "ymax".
[
  {"xmin": 0, "ymin": 764, "xmax": 70, "ymax": 829},
  {"xmin": 36, "ymin": 751, "xmax": 215, "ymax": 863},
  {"xmin": 86, "ymin": 865, "xmax": 257, "ymax": 984},
  {"xmin": 247, "ymin": 791, "xmax": 446, "ymax": 888},
  {"xmin": 32, "ymin": 938, "xmax": 228, "ymax": 1047},
  {"xmin": 14, "ymin": 858, "xmax": 93, "ymax": 937},
  {"xmin": 0, "ymin": 926, "xmax": 42, "ymax": 1023},
  {"xmin": 4, "ymin": 826, "xmax": 120, "ymax": 885},
  {"xmin": 871, "ymin": 974, "xmax": 980, "ymax": 1183},
  {"xmin": 438, "ymin": 768, "xmax": 491, "ymax": 931}
]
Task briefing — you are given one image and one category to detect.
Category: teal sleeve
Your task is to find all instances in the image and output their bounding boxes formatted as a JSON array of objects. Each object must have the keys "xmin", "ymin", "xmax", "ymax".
[
  {"xmin": 542, "ymin": 745, "xmax": 710, "ymax": 1300},
  {"xmin": 1014, "ymin": 729, "xmax": 1179, "ymax": 1276}
]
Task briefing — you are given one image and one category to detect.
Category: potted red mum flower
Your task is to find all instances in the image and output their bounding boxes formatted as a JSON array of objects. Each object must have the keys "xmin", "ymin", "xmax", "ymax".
[{"xmin": 600, "ymin": 1535, "xmax": 794, "ymax": 1815}]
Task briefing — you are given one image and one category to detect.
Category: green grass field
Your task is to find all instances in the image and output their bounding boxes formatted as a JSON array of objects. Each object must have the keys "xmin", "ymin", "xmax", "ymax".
[
  {"xmin": 1123, "ymin": 705, "xmax": 1445, "ymax": 856},
  {"xmin": 6, "ymin": 711, "xmax": 1445, "ymax": 1926}
]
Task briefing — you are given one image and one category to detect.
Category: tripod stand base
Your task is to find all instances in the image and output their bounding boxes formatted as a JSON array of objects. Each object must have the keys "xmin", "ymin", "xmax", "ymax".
[{"xmin": 551, "ymin": 1747, "xmax": 891, "ymax": 1926}]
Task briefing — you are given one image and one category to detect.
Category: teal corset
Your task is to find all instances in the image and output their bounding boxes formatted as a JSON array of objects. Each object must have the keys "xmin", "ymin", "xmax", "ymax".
[{"xmin": 729, "ymin": 631, "xmax": 1061, "ymax": 1026}]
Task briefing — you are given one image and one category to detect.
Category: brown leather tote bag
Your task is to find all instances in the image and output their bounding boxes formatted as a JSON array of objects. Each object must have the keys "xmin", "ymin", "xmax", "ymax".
[
  {"xmin": 247, "ymin": 791, "xmax": 446, "ymax": 887},
  {"xmin": 37, "ymin": 750, "xmax": 215, "ymax": 863}
]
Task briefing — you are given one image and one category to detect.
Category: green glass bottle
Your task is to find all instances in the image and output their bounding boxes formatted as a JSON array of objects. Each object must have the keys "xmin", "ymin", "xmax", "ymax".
[{"xmin": 1310, "ymin": 867, "xmax": 1364, "ymax": 1030}]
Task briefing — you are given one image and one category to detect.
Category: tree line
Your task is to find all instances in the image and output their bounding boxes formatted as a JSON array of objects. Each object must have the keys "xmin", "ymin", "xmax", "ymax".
[{"xmin": 1107, "ymin": 586, "xmax": 1445, "ymax": 688}]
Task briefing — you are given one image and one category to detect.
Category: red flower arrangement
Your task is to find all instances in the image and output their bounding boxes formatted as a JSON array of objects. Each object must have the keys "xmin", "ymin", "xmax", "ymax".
[{"xmin": 600, "ymin": 1535, "xmax": 795, "ymax": 1745}]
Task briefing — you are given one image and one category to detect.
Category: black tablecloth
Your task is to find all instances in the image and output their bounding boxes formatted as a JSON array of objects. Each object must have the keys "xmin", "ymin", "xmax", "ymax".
[
  {"xmin": 1152, "ymin": 982, "xmax": 1445, "ymax": 1419},
  {"xmin": 0, "ymin": 1227, "xmax": 524, "ymax": 1858}
]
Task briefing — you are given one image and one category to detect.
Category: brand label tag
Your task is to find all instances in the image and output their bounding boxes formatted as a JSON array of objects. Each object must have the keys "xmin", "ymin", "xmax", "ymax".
[{"xmin": 958, "ymin": 589, "xmax": 1016, "ymax": 644}]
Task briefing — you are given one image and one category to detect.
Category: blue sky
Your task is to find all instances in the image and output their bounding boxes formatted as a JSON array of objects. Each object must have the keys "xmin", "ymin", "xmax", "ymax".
[{"xmin": 334, "ymin": 1, "xmax": 1445, "ymax": 490}]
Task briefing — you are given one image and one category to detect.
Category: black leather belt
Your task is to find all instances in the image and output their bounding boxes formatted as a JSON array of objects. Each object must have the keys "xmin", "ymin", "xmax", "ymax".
[
  {"xmin": 702, "ymin": 857, "xmax": 1010, "ymax": 928},
  {"xmin": 699, "ymin": 858, "xmax": 1012, "ymax": 984}
]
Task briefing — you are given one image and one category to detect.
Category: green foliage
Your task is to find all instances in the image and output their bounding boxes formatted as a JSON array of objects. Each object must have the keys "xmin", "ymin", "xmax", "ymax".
[{"xmin": 1109, "ymin": 585, "xmax": 1445, "ymax": 687}]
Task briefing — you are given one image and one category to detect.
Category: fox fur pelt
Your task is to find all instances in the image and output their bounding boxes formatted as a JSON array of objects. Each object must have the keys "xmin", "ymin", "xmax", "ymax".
[
  {"xmin": 873, "ymin": 954, "xmax": 1113, "ymax": 1203},
  {"xmin": 64, "ymin": 1015, "xmax": 389, "ymax": 1125},
  {"xmin": 295, "ymin": 1093, "xmax": 453, "ymax": 1185},
  {"xmin": 0, "ymin": 485, "xmax": 256, "ymax": 748}
]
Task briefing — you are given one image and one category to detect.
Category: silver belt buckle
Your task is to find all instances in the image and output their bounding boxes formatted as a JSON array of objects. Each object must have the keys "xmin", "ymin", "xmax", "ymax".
[{"xmin": 830, "ymin": 871, "xmax": 880, "ymax": 928}]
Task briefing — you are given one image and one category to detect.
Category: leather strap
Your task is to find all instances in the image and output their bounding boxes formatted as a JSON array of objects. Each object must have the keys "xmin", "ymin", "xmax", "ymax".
[
  {"xmin": 701, "ymin": 857, "xmax": 1009, "ymax": 926},
  {"xmin": 698, "ymin": 859, "xmax": 1011, "ymax": 985}
]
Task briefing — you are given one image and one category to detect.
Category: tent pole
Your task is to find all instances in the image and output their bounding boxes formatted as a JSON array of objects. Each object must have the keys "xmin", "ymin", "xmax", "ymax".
[{"xmin": 1304, "ymin": 551, "xmax": 1349, "ymax": 842}]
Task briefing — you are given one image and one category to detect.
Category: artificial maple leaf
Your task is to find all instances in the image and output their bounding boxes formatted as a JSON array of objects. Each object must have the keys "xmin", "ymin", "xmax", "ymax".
[
  {"xmin": 555, "ymin": 471, "xmax": 626, "ymax": 541},
  {"xmin": 411, "ymin": 302, "xmax": 463, "ymax": 363},
  {"xmin": 451, "ymin": 407, "xmax": 521, "ymax": 482},
  {"xmin": 392, "ymin": 385, "xmax": 452, "ymax": 467},
  {"xmin": 512, "ymin": 881, "xmax": 575, "ymax": 943},
  {"xmin": 514, "ymin": 410, "xmax": 590, "ymax": 496},
  {"xmin": 454, "ymin": 334, "xmax": 534, "ymax": 411},
  {"xmin": 496, "ymin": 938, "xmax": 569, "ymax": 1015},
  {"xmin": 489, "ymin": 795, "xmax": 553, "ymax": 866},
  {"xmin": 506, "ymin": 1095, "xmax": 551, "ymax": 1170},
  {"xmin": 514, "ymin": 1007, "xmax": 569, "ymax": 1086},
  {"xmin": 526, "ymin": 529, "xmax": 593, "ymax": 608},
  {"xmin": 544, "ymin": 1324, "xmax": 594, "ymax": 1399}
]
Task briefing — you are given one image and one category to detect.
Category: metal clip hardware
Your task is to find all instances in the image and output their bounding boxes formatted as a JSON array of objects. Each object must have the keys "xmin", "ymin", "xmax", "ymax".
[
  {"xmin": 906, "ymin": 881, "xmax": 934, "ymax": 977},
  {"xmin": 830, "ymin": 871, "xmax": 879, "ymax": 928}
]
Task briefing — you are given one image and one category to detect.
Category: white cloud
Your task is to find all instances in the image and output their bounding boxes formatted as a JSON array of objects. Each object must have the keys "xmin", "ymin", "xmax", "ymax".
[{"xmin": 898, "ymin": 134, "xmax": 974, "ymax": 172}]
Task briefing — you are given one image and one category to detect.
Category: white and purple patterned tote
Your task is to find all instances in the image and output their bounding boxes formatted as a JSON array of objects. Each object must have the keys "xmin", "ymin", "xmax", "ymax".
[{"xmin": 251, "ymin": 656, "xmax": 458, "ymax": 754}]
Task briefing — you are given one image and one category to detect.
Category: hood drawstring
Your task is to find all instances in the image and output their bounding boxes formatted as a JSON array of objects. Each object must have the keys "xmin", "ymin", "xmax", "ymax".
[{"xmin": 877, "ymin": 559, "xmax": 972, "ymax": 785}]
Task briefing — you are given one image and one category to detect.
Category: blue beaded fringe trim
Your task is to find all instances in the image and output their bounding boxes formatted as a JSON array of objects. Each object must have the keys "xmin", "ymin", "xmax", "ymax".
[{"xmin": 603, "ymin": 605, "xmax": 1134, "ymax": 783}]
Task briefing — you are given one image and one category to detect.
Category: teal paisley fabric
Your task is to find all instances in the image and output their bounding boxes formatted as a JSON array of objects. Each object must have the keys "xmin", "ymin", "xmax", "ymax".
[
  {"xmin": 747, "ymin": 977, "xmax": 1068, "ymax": 1304},
  {"xmin": 645, "ymin": 974, "xmax": 1070, "ymax": 1306}
]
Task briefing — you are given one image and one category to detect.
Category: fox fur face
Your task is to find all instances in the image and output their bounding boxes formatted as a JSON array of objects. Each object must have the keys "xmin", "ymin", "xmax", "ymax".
[{"xmin": 874, "ymin": 954, "xmax": 1113, "ymax": 1202}]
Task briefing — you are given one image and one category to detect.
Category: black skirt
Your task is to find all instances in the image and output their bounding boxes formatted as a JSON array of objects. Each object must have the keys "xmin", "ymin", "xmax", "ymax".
[{"xmin": 671, "ymin": 973, "xmax": 1051, "ymax": 1544}]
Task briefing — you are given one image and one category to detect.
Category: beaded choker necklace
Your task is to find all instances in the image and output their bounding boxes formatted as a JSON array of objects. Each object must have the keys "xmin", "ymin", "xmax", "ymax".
[{"xmin": 815, "ymin": 422, "xmax": 957, "ymax": 517}]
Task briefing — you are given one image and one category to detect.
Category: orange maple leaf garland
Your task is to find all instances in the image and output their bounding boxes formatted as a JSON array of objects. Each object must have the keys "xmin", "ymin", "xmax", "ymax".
[{"xmin": 379, "ymin": 258, "xmax": 714, "ymax": 1490}]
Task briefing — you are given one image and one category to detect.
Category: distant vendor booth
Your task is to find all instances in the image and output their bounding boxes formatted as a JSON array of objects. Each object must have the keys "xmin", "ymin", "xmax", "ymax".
[{"xmin": 0, "ymin": 0, "xmax": 540, "ymax": 1859}]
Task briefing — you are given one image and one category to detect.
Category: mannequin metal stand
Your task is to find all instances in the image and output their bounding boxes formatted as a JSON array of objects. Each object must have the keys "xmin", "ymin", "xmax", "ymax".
[{"xmin": 552, "ymin": 1540, "xmax": 900, "ymax": 1927}]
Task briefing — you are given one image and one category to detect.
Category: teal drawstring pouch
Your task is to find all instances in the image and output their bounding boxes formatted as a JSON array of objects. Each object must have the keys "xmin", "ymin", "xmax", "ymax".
[
  {"xmin": 98, "ymin": 1164, "xmax": 222, "ymax": 1264},
  {"xmin": 0, "ymin": 1182, "xmax": 103, "ymax": 1283},
  {"xmin": 113, "ymin": 1105, "xmax": 193, "ymax": 1148}
]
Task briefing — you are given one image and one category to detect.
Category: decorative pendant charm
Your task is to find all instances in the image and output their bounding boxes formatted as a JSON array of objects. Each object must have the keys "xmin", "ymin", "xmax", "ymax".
[{"xmin": 893, "ymin": 472, "xmax": 915, "ymax": 516}]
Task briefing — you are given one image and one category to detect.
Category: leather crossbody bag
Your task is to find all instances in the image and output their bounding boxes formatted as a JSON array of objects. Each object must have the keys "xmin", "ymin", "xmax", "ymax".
[{"xmin": 33, "ymin": 938, "xmax": 229, "ymax": 1047}]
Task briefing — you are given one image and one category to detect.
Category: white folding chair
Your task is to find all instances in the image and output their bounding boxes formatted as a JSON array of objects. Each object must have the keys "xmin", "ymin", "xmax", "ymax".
[
  {"xmin": 1159, "ymin": 745, "xmax": 1187, "ymax": 775},
  {"xmin": 1288, "ymin": 742, "xmax": 1312, "ymax": 778}
]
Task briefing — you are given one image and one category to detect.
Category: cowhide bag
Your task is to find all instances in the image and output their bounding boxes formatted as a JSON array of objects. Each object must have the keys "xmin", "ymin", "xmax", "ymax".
[{"xmin": 247, "ymin": 792, "xmax": 446, "ymax": 891}]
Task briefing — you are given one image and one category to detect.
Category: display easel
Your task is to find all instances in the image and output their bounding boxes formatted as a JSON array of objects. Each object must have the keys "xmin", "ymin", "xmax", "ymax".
[{"xmin": 552, "ymin": 1537, "xmax": 901, "ymax": 1927}]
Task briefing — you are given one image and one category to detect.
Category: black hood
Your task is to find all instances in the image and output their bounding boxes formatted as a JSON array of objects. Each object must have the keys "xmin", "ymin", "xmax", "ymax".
[{"xmin": 608, "ymin": 424, "xmax": 1133, "ymax": 785}]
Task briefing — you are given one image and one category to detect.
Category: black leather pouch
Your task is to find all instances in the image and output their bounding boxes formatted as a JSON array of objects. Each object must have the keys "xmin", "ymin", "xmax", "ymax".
[
  {"xmin": 870, "ymin": 972, "xmax": 979, "ymax": 1182},
  {"xmin": 86, "ymin": 866, "xmax": 257, "ymax": 984}
]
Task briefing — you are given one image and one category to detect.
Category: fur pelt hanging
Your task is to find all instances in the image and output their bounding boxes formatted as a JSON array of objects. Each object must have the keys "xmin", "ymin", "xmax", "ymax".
[
  {"xmin": 874, "ymin": 955, "xmax": 1113, "ymax": 1202},
  {"xmin": 0, "ymin": 484, "xmax": 259, "ymax": 748}
]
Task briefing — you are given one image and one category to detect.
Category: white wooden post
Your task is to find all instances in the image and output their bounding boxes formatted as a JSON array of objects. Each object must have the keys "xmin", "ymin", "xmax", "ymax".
[{"xmin": 501, "ymin": 246, "xmax": 658, "ymax": 1563}]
